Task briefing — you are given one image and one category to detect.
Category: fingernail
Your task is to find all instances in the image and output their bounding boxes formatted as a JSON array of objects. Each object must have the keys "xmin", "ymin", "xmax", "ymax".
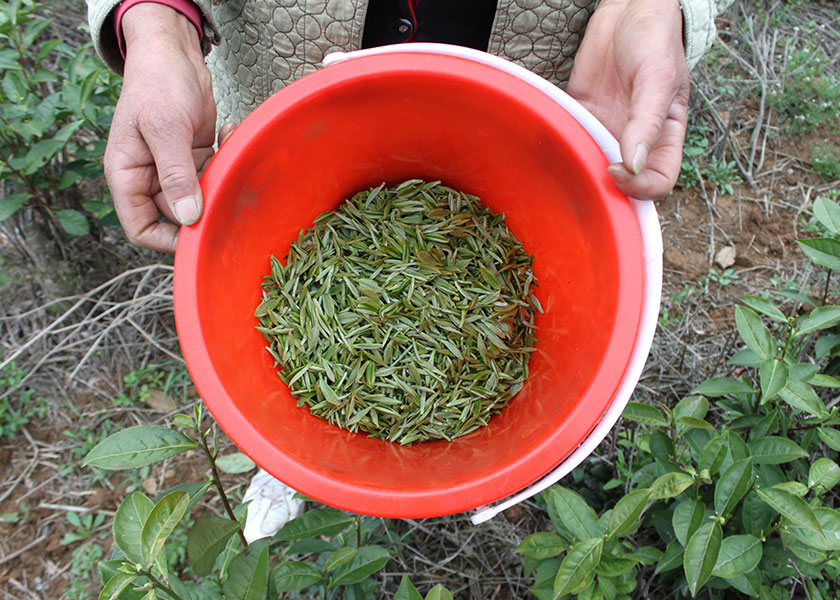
[
  {"xmin": 173, "ymin": 197, "xmax": 199, "ymax": 225},
  {"xmin": 607, "ymin": 164, "xmax": 630, "ymax": 185},
  {"xmin": 632, "ymin": 143, "xmax": 648, "ymax": 175}
]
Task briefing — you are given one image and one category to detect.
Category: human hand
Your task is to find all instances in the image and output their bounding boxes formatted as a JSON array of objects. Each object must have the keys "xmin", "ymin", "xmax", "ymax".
[
  {"xmin": 104, "ymin": 3, "xmax": 216, "ymax": 253},
  {"xmin": 567, "ymin": 0, "xmax": 689, "ymax": 199}
]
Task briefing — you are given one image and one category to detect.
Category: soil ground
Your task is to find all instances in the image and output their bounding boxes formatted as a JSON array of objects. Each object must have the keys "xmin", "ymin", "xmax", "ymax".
[{"xmin": 1, "ymin": 1, "xmax": 839, "ymax": 598}]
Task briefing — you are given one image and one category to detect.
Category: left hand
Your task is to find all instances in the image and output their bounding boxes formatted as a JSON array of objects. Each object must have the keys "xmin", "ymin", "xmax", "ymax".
[{"xmin": 567, "ymin": 0, "xmax": 690, "ymax": 199}]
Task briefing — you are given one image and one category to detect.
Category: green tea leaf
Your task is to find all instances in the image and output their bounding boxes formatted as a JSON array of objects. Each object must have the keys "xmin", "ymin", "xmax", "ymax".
[
  {"xmin": 740, "ymin": 491, "xmax": 776, "ymax": 536},
  {"xmin": 224, "ymin": 538, "xmax": 269, "ymax": 600},
  {"xmin": 187, "ymin": 515, "xmax": 241, "ymax": 576},
  {"xmin": 548, "ymin": 486, "xmax": 601, "ymax": 540},
  {"xmin": 786, "ymin": 507, "xmax": 840, "ymax": 551},
  {"xmin": 739, "ymin": 296, "xmax": 787, "ymax": 322},
  {"xmin": 113, "ymin": 492, "xmax": 153, "ymax": 564},
  {"xmin": 98, "ymin": 572, "xmax": 140, "ymax": 600},
  {"xmin": 683, "ymin": 521, "xmax": 722, "ymax": 597},
  {"xmin": 329, "ymin": 545, "xmax": 390, "ymax": 587},
  {"xmin": 274, "ymin": 509, "xmax": 354, "ymax": 540},
  {"xmin": 622, "ymin": 402, "xmax": 668, "ymax": 427},
  {"xmin": 818, "ymin": 427, "xmax": 840, "ymax": 451},
  {"xmin": 756, "ymin": 487, "xmax": 824, "ymax": 537},
  {"xmin": 649, "ymin": 472, "xmax": 694, "ymax": 500},
  {"xmin": 676, "ymin": 416, "xmax": 713, "ymax": 430},
  {"xmin": 778, "ymin": 380, "xmax": 828, "ymax": 418},
  {"xmin": 56, "ymin": 208, "xmax": 90, "ymax": 238},
  {"xmin": 809, "ymin": 458, "xmax": 840, "ymax": 491},
  {"xmin": 815, "ymin": 334, "xmax": 840, "ymax": 358},
  {"xmin": 727, "ymin": 348, "xmax": 763, "ymax": 368},
  {"xmin": 798, "ymin": 238, "xmax": 840, "ymax": 270},
  {"xmin": 654, "ymin": 540, "xmax": 684, "ymax": 575},
  {"xmin": 673, "ymin": 499, "xmax": 706, "ymax": 547},
  {"xmin": 553, "ymin": 538, "xmax": 603, "ymax": 598},
  {"xmin": 594, "ymin": 553, "xmax": 637, "ymax": 578},
  {"xmin": 215, "ymin": 452, "xmax": 256, "ymax": 474},
  {"xmin": 630, "ymin": 545, "xmax": 663, "ymax": 565},
  {"xmin": 274, "ymin": 561, "xmax": 322, "ymax": 592},
  {"xmin": 735, "ymin": 306, "xmax": 774, "ymax": 360},
  {"xmin": 674, "ymin": 395, "xmax": 709, "ymax": 421},
  {"xmin": 424, "ymin": 585, "xmax": 454, "ymax": 600},
  {"xmin": 324, "ymin": 547, "xmax": 358, "ymax": 572},
  {"xmin": 699, "ymin": 435, "xmax": 728, "ymax": 476},
  {"xmin": 813, "ymin": 196, "xmax": 840, "ymax": 235},
  {"xmin": 714, "ymin": 458, "xmax": 754, "ymax": 518},
  {"xmin": 692, "ymin": 378, "xmax": 756, "ymax": 397},
  {"xmin": 796, "ymin": 306, "xmax": 840, "ymax": 337},
  {"xmin": 711, "ymin": 535, "xmax": 762, "ymax": 579},
  {"xmin": 608, "ymin": 488, "xmax": 651, "ymax": 539},
  {"xmin": 516, "ymin": 532, "xmax": 568, "ymax": 559},
  {"xmin": 83, "ymin": 425, "xmax": 197, "ymax": 470},
  {"xmin": 394, "ymin": 575, "xmax": 423, "ymax": 600},
  {"xmin": 0, "ymin": 192, "xmax": 29, "ymax": 221},
  {"xmin": 728, "ymin": 570, "xmax": 761, "ymax": 598},
  {"xmin": 747, "ymin": 436, "xmax": 808, "ymax": 464},
  {"xmin": 140, "ymin": 491, "xmax": 190, "ymax": 566},
  {"xmin": 759, "ymin": 360, "xmax": 788, "ymax": 404}
]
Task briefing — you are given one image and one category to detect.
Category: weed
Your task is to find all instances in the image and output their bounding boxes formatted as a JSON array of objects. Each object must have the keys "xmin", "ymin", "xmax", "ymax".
[
  {"xmin": 708, "ymin": 266, "xmax": 740, "ymax": 287},
  {"xmin": 770, "ymin": 44, "xmax": 840, "ymax": 136},
  {"xmin": 60, "ymin": 511, "xmax": 106, "ymax": 546},
  {"xmin": 811, "ymin": 140, "xmax": 840, "ymax": 182},
  {"xmin": 0, "ymin": 361, "xmax": 47, "ymax": 439}
]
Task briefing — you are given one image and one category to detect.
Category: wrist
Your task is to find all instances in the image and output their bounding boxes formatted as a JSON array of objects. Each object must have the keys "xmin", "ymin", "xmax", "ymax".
[{"xmin": 122, "ymin": 2, "xmax": 201, "ymax": 55}]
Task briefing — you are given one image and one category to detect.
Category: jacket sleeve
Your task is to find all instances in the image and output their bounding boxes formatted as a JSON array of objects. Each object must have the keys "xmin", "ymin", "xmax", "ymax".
[
  {"xmin": 680, "ymin": 0, "xmax": 734, "ymax": 70},
  {"xmin": 85, "ymin": 0, "xmax": 220, "ymax": 74}
]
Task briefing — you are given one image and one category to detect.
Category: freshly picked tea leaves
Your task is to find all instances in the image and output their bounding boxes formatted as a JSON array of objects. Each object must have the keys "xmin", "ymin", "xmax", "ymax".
[{"xmin": 255, "ymin": 180, "xmax": 539, "ymax": 445}]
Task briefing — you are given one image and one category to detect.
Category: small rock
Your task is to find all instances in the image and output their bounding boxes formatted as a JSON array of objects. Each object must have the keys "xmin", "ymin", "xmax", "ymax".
[
  {"xmin": 143, "ymin": 477, "xmax": 158, "ymax": 496},
  {"xmin": 145, "ymin": 388, "xmax": 177, "ymax": 412},
  {"xmin": 715, "ymin": 246, "xmax": 737, "ymax": 269}
]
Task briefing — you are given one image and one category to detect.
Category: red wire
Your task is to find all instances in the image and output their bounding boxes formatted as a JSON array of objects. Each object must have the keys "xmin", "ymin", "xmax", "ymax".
[{"xmin": 404, "ymin": 0, "xmax": 419, "ymax": 42}]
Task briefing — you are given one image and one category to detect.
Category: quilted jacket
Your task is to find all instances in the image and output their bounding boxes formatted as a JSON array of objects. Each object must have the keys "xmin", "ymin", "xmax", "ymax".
[{"xmin": 87, "ymin": 0, "xmax": 733, "ymax": 124}]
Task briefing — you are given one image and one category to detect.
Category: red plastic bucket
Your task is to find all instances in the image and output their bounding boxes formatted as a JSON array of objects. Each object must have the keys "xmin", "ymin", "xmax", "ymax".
[{"xmin": 174, "ymin": 46, "xmax": 646, "ymax": 518}]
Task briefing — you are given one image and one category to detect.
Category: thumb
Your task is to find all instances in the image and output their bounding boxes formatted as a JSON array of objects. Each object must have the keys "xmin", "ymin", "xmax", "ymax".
[
  {"xmin": 619, "ymin": 73, "xmax": 675, "ymax": 176},
  {"xmin": 146, "ymin": 124, "xmax": 203, "ymax": 225}
]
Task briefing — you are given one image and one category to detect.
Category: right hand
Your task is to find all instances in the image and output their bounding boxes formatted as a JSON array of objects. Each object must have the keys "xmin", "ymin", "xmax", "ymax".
[{"xmin": 105, "ymin": 3, "xmax": 216, "ymax": 253}]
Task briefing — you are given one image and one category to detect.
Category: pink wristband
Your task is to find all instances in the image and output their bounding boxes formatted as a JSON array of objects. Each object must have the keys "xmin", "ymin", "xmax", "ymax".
[{"xmin": 115, "ymin": 0, "xmax": 203, "ymax": 58}]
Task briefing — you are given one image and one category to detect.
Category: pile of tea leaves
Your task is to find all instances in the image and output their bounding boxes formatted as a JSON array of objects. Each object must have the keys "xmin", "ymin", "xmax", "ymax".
[{"xmin": 255, "ymin": 180, "xmax": 540, "ymax": 445}]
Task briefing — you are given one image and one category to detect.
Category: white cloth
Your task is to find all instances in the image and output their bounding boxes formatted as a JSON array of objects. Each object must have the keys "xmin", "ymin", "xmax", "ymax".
[{"xmin": 242, "ymin": 468, "xmax": 305, "ymax": 543}]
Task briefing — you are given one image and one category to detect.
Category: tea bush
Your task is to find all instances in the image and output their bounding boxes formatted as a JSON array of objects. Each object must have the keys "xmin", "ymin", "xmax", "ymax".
[
  {"xmin": 0, "ymin": 0, "xmax": 120, "ymax": 237},
  {"xmin": 519, "ymin": 195, "xmax": 840, "ymax": 599}
]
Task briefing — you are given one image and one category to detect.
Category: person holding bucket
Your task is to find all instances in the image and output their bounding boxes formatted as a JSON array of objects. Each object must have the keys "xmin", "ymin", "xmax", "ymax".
[{"xmin": 86, "ymin": 0, "xmax": 732, "ymax": 254}]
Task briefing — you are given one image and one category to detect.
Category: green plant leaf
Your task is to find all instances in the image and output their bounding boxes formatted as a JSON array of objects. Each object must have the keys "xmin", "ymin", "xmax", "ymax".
[
  {"xmin": 274, "ymin": 561, "xmax": 322, "ymax": 592},
  {"xmin": 622, "ymin": 402, "xmax": 668, "ymax": 427},
  {"xmin": 817, "ymin": 427, "xmax": 840, "ymax": 451},
  {"xmin": 424, "ymin": 585, "xmax": 454, "ymax": 600},
  {"xmin": 98, "ymin": 572, "xmax": 140, "ymax": 600},
  {"xmin": 329, "ymin": 545, "xmax": 390, "ymax": 587},
  {"xmin": 751, "ymin": 410, "xmax": 781, "ymax": 440},
  {"xmin": 739, "ymin": 296, "xmax": 787, "ymax": 323},
  {"xmin": 711, "ymin": 534, "xmax": 762, "ymax": 579},
  {"xmin": 547, "ymin": 486, "xmax": 601, "ymax": 540},
  {"xmin": 676, "ymin": 416, "xmax": 713, "ymax": 430},
  {"xmin": 224, "ymin": 538, "xmax": 269, "ymax": 600},
  {"xmin": 516, "ymin": 532, "xmax": 568, "ymax": 559},
  {"xmin": 786, "ymin": 507, "xmax": 840, "ymax": 551},
  {"xmin": 214, "ymin": 452, "xmax": 256, "ymax": 474},
  {"xmin": 699, "ymin": 435, "xmax": 728, "ymax": 476},
  {"xmin": 187, "ymin": 515, "xmax": 241, "ymax": 576},
  {"xmin": 778, "ymin": 380, "xmax": 828, "ymax": 418},
  {"xmin": 759, "ymin": 360, "xmax": 788, "ymax": 404},
  {"xmin": 630, "ymin": 545, "xmax": 662, "ymax": 565},
  {"xmin": 83, "ymin": 425, "xmax": 197, "ymax": 470},
  {"xmin": 727, "ymin": 348, "xmax": 763, "ymax": 368},
  {"xmin": 273, "ymin": 509, "xmax": 354, "ymax": 540},
  {"xmin": 735, "ymin": 306, "xmax": 775, "ymax": 360},
  {"xmin": 56, "ymin": 208, "xmax": 90, "ymax": 237},
  {"xmin": 692, "ymin": 378, "xmax": 756, "ymax": 397},
  {"xmin": 809, "ymin": 458, "xmax": 840, "ymax": 491},
  {"xmin": 394, "ymin": 575, "xmax": 423, "ymax": 600},
  {"xmin": 740, "ymin": 490, "xmax": 776, "ymax": 536},
  {"xmin": 673, "ymin": 499, "xmax": 706, "ymax": 547},
  {"xmin": 714, "ymin": 458, "xmax": 754, "ymax": 518},
  {"xmin": 747, "ymin": 436, "xmax": 808, "ymax": 465},
  {"xmin": 113, "ymin": 492, "xmax": 154, "ymax": 564},
  {"xmin": 654, "ymin": 540, "xmax": 684, "ymax": 575},
  {"xmin": 796, "ymin": 306, "xmax": 840, "ymax": 337},
  {"xmin": 813, "ymin": 196, "xmax": 840, "ymax": 235},
  {"xmin": 816, "ymin": 334, "xmax": 840, "ymax": 358},
  {"xmin": 810, "ymin": 373, "xmax": 840, "ymax": 388},
  {"xmin": 756, "ymin": 487, "xmax": 824, "ymax": 537},
  {"xmin": 798, "ymin": 238, "xmax": 840, "ymax": 270},
  {"xmin": 287, "ymin": 538, "xmax": 338, "ymax": 555},
  {"xmin": 553, "ymin": 537, "xmax": 603, "ymax": 598},
  {"xmin": 608, "ymin": 488, "xmax": 651, "ymax": 539},
  {"xmin": 649, "ymin": 472, "xmax": 694, "ymax": 500},
  {"xmin": 0, "ymin": 192, "xmax": 29, "ymax": 221},
  {"xmin": 728, "ymin": 570, "xmax": 761, "ymax": 597},
  {"xmin": 594, "ymin": 553, "xmax": 637, "ymax": 578},
  {"xmin": 140, "ymin": 491, "xmax": 190, "ymax": 566},
  {"xmin": 674, "ymin": 395, "xmax": 709, "ymax": 421},
  {"xmin": 324, "ymin": 547, "xmax": 358, "ymax": 572},
  {"xmin": 683, "ymin": 521, "xmax": 722, "ymax": 597}
]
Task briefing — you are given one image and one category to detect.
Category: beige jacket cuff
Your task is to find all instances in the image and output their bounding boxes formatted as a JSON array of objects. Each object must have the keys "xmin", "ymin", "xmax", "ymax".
[
  {"xmin": 85, "ymin": 0, "xmax": 220, "ymax": 74},
  {"xmin": 680, "ymin": 0, "xmax": 734, "ymax": 70}
]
